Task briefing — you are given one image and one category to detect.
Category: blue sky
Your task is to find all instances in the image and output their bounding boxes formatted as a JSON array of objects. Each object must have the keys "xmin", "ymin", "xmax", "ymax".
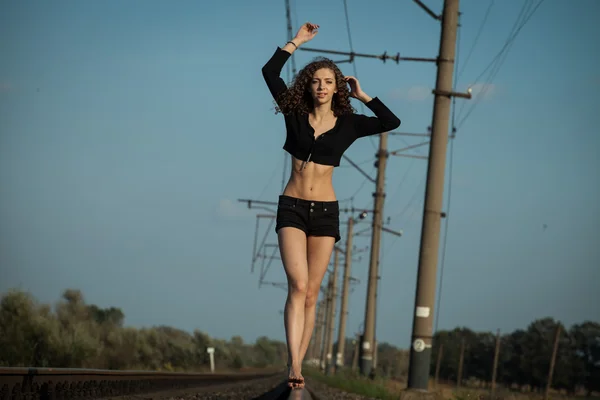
[{"xmin": 1, "ymin": 0, "xmax": 598, "ymax": 352}]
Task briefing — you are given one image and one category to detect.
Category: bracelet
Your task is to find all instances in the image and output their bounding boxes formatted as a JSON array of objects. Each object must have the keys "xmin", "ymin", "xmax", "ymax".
[{"xmin": 286, "ymin": 40, "xmax": 298, "ymax": 48}]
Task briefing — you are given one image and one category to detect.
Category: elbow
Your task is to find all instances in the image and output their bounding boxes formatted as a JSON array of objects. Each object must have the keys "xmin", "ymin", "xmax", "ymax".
[
  {"xmin": 261, "ymin": 63, "xmax": 275, "ymax": 80},
  {"xmin": 261, "ymin": 63, "xmax": 269, "ymax": 77},
  {"xmin": 388, "ymin": 116, "xmax": 401, "ymax": 131}
]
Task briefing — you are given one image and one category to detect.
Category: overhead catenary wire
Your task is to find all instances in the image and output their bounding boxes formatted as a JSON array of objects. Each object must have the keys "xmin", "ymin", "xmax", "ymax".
[
  {"xmin": 456, "ymin": 0, "xmax": 495, "ymax": 84},
  {"xmin": 433, "ymin": 0, "xmax": 546, "ymax": 332},
  {"xmin": 341, "ymin": 0, "xmax": 377, "ymax": 152},
  {"xmin": 338, "ymin": 156, "xmax": 376, "ymax": 169},
  {"xmin": 257, "ymin": 156, "xmax": 283, "ymax": 200},
  {"xmin": 456, "ymin": 0, "xmax": 546, "ymax": 129},
  {"xmin": 387, "ymin": 158, "xmax": 416, "ymax": 204},
  {"xmin": 381, "ymin": 174, "xmax": 426, "ymax": 259}
]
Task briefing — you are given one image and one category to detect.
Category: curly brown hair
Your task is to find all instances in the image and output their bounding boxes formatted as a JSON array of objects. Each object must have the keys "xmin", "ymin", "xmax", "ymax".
[{"xmin": 274, "ymin": 57, "xmax": 356, "ymax": 117}]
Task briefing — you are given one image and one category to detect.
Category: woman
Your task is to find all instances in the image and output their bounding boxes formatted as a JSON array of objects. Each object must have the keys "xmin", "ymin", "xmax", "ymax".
[{"xmin": 261, "ymin": 22, "xmax": 401, "ymax": 388}]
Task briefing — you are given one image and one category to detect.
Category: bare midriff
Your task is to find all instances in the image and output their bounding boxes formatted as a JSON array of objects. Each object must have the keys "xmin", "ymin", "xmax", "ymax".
[{"xmin": 282, "ymin": 156, "xmax": 336, "ymax": 202}]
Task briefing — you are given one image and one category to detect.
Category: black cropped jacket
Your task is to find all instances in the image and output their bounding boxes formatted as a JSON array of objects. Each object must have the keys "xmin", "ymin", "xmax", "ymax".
[{"xmin": 262, "ymin": 46, "xmax": 401, "ymax": 167}]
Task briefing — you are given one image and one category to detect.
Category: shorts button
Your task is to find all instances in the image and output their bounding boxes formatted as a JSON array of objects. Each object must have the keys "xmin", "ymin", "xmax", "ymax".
[
  {"xmin": 311, "ymin": 202, "xmax": 315, "ymax": 206},
  {"xmin": 324, "ymin": 208, "xmax": 327, "ymax": 211},
  {"xmin": 310, "ymin": 209, "xmax": 314, "ymax": 212}
]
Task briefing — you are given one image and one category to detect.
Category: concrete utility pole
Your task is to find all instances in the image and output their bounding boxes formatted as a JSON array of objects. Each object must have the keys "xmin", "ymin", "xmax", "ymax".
[
  {"xmin": 490, "ymin": 329, "xmax": 501, "ymax": 398},
  {"xmin": 457, "ymin": 337, "xmax": 465, "ymax": 387},
  {"xmin": 351, "ymin": 333, "xmax": 360, "ymax": 371},
  {"xmin": 313, "ymin": 299, "xmax": 326, "ymax": 366},
  {"xmin": 360, "ymin": 132, "xmax": 389, "ymax": 376},
  {"xmin": 544, "ymin": 324, "xmax": 561, "ymax": 400},
  {"xmin": 284, "ymin": 0, "xmax": 297, "ymax": 77},
  {"xmin": 308, "ymin": 299, "xmax": 325, "ymax": 363},
  {"xmin": 320, "ymin": 274, "xmax": 333, "ymax": 370},
  {"xmin": 434, "ymin": 343, "xmax": 443, "ymax": 388},
  {"xmin": 325, "ymin": 249, "xmax": 340, "ymax": 375},
  {"xmin": 406, "ymin": 0, "xmax": 467, "ymax": 390},
  {"xmin": 335, "ymin": 217, "xmax": 354, "ymax": 370}
]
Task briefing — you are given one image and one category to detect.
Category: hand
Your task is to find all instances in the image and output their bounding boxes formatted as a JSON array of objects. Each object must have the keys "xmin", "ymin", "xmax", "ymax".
[
  {"xmin": 345, "ymin": 76, "xmax": 364, "ymax": 99},
  {"xmin": 294, "ymin": 22, "xmax": 319, "ymax": 45}
]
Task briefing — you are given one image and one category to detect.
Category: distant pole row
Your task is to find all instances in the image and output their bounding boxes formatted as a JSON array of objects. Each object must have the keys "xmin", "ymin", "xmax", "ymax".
[{"xmin": 433, "ymin": 325, "xmax": 562, "ymax": 400}]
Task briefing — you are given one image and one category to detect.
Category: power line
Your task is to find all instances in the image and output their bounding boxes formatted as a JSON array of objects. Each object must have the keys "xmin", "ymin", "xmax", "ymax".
[
  {"xmin": 387, "ymin": 158, "xmax": 416, "ymax": 204},
  {"xmin": 464, "ymin": 0, "xmax": 532, "ymax": 89},
  {"xmin": 257, "ymin": 157, "xmax": 282, "ymax": 200},
  {"xmin": 456, "ymin": 0, "xmax": 546, "ymax": 128},
  {"xmin": 388, "ymin": 173, "xmax": 427, "ymax": 221},
  {"xmin": 456, "ymin": 0, "xmax": 495, "ymax": 84},
  {"xmin": 433, "ymin": 0, "xmax": 545, "ymax": 333},
  {"xmin": 338, "ymin": 174, "xmax": 372, "ymax": 204},
  {"xmin": 338, "ymin": 156, "xmax": 375, "ymax": 169},
  {"xmin": 341, "ymin": 0, "xmax": 376, "ymax": 151}
]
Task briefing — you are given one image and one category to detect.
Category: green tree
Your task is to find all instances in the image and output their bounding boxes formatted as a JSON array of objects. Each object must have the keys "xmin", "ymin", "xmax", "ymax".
[{"xmin": 570, "ymin": 321, "xmax": 600, "ymax": 395}]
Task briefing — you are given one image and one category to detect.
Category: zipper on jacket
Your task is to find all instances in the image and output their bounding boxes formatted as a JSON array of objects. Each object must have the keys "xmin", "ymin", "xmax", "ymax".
[{"xmin": 301, "ymin": 134, "xmax": 325, "ymax": 171}]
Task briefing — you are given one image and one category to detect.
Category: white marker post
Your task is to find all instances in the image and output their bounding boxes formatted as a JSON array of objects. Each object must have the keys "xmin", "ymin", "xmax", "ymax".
[{"xmin": 207, "ymin": 347, "xmax": 215, "ymax": 373}]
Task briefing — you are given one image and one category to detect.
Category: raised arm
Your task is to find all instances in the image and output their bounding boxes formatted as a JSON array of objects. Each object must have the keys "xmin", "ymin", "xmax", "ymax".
[
  {"xmin": 261, "ymin": 23, "xmax": 320, "ymax": 105},
  {"xmin": 261, "ymin": 45, "xmax": 294, "ymax": 104},
  {"xmin": 345, "ymin": 76, "xmax": 401, "ymax": 137}
]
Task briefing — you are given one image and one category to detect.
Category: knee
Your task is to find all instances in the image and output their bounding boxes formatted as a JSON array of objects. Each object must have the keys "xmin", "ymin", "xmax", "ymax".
[
  {"xmin": 304, "ymin": 286, "xmax": 319, "ymax": 308},
  {"xmin": 289, "ymin": 279, "xmax": 308, "ymax": 296}
]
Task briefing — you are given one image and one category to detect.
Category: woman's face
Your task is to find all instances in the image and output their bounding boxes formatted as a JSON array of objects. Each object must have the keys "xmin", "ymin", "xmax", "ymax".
[{"xmin": 309, "ymin": 68, "xmax": 337, "ymax": 106}]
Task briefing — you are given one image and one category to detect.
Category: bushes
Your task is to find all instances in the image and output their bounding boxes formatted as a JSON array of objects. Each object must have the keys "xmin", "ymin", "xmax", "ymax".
[{"xmin": 0, "ymin": 288, "xmax": 286, "ymax": 371}]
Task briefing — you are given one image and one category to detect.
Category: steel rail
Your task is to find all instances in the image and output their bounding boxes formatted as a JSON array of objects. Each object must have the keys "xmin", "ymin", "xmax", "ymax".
[{"xmin": 0, "ymin": 366, "xmax": 281, "ymax": 400}]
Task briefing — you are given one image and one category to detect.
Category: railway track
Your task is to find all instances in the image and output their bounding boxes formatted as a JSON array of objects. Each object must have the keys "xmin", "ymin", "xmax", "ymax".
[{"xmin": 0, "ymin": 367, "xmax": 320, "ymax": 400}]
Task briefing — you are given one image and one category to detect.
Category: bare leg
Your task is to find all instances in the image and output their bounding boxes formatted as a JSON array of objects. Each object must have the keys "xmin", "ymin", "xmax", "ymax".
[
  {"xmin": 298, "ymin": 236, "xmax": 336, "ymax": 376},
  {"xmin": 278, "ymin": 227, "xmax": 309, "ymax": 388}
]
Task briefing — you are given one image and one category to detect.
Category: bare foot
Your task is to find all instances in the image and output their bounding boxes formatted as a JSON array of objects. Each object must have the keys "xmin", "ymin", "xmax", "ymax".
[{"xmin": 287, "ymin": 363, "xmax": 304, "ymax": 389}]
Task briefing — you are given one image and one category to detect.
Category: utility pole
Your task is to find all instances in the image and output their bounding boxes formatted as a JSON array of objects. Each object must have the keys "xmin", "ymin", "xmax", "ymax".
[
  {"xmin": 284, "ymin": 0, "xmax": 297, "ymax": 77},
  {"xmin": 544, "ymin": 324, "xmax": 561, "ymax": 400},
  {"xmin": 351, "ymin": 333, "xmax": 360, "ymax": 371},
  {"xmin": 406, "ymin": 0, "xmax": 469, "ymax": 390},
  {"xmin": 325, "ymin": 248, "xmax": 340, "ymax": 375},
  {"xmin": 360, "ymin": 132, "xmax": 389, "ymax": 376},
  {"xmin": 457, "ymin": 337, "xmax": 465, "ymax": 388},
  {"xmin": 434, "ymin": 343, "xmax": 443, "ymax": 388},
  {"xmin": 308, "ymin": 299, "xmax": 325, "ymax": 363},
  {"xmin": 320, "ymin": 273, "xmax": 334, "ymax": 370},
  {"xmin": 335, "ymin": 217, "xmax": 354, "ymax": 370},
  {"xmin": 490, "ymin": 329, "xmax": 501, "ymax": 399}
]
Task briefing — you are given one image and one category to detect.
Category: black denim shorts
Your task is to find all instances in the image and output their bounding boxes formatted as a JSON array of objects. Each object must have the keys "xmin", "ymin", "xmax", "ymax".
[{"xmin": 275, "ymin": 195, "xmax": 341, "ymax": 243}]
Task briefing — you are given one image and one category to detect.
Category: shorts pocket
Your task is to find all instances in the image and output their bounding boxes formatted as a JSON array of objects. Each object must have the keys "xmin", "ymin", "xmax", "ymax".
[
  {"xmin": 277, "ymin": 202, "xmax": 296, "ymax": 211},
  {"xmin": 321, "ymin": 204, "xmax": 339, "ymax": 218}
]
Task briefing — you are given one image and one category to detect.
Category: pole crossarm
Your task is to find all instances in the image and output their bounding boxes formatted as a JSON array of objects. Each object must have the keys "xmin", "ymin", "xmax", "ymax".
[
  {"xmin": 392, "ymin": 153, "xmax": 428, "ymax": 160},
  {"xmin": 432, "ymin": 88, "xmax": 472, "ymax": 99},
  {"xmin": 381, "ymin": 226, "xmax": 403, "ymax": 237},
  {"xmin": 239, "ymin": 199, "xmax": 276, "ymax": 207},
  {"xmin": 298, "ymin": 47, "xmax": 437, "ymax": 64},
  {"xmin": 256, "ymin": 214, "xmax": 276, "ymax": 219},
  {"xmin": 389, "ymin": 132, "xmax": 431, "ymax": 137},
  {"xmin": 413, "ymin": 0, "xmax": 441, "ymax": 20},
  {"xmin": 261, "ymin": 281, "xmax": 287, "ymax": 291},
  {"xmin": 390, "ymin": 141, "xmax": 430, "ymax": 156}
]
